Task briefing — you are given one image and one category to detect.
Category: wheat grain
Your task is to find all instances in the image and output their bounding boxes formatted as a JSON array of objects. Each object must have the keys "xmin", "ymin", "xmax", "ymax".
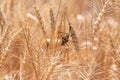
[
  {"xmin": 50, "ymin": 8, "xmax": 55, "ymax": 32},
  {"xmin": 93, "ymin": 0, "xmax": 111, "ymax": 35},
  {"xmin": 34, "ymin": 6, "xmax": 46, "ymax": 38}
]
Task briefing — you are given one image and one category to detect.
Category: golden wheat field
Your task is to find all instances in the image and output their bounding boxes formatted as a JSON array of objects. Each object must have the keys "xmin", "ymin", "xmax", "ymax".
[{"xmin": 0, "ymin": 0, "xmax": 120, "ymax": 80}]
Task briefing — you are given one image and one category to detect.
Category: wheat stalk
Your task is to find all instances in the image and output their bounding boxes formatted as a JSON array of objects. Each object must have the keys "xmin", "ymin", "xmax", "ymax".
[
  {"xmin": 67, "ymin": 16, "xmax": 80, "ymax": 53},
  {"xmin": 0, "ymin": 3, "xmax": 5, "ymax": 36},
  {"xmin": 93, "ymin": 0, "xmax": 111, "ymax": 35},
  {"xmin": 34, "ymin": 6, "xmax": 47, "ymax": 38},
  {"xmin": 50, "ymin": 8, "xmax": 55, "ymax": 33}
]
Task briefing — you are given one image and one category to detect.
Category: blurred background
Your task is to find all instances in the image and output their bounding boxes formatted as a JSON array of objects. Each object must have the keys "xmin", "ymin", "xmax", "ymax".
[{"xmin": 0, "ymin": 0, "xmax": 120, "ymax": 80}]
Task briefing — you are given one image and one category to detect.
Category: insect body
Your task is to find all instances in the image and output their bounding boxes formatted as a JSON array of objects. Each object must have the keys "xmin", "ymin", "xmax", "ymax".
[
  {"xmin": 61, "ymin": 33, "xmax": 69, "ymax": 45},
  {"xmin": 58, "ymin": 32, "xmax": 69, "ymax": 46}
]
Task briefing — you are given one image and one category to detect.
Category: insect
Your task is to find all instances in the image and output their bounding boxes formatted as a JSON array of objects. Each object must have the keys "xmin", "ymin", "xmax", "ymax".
[
  {"xmin": 61, "ymin": 33, "xmax": 69, "ymax": 45},
  {"xmin": 57, "ymin": 14, "xmax": 80, "ymax": 52},
  {"xmin": 59, "ymin": 24, "xmax": 80, "ymax": 52}
]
